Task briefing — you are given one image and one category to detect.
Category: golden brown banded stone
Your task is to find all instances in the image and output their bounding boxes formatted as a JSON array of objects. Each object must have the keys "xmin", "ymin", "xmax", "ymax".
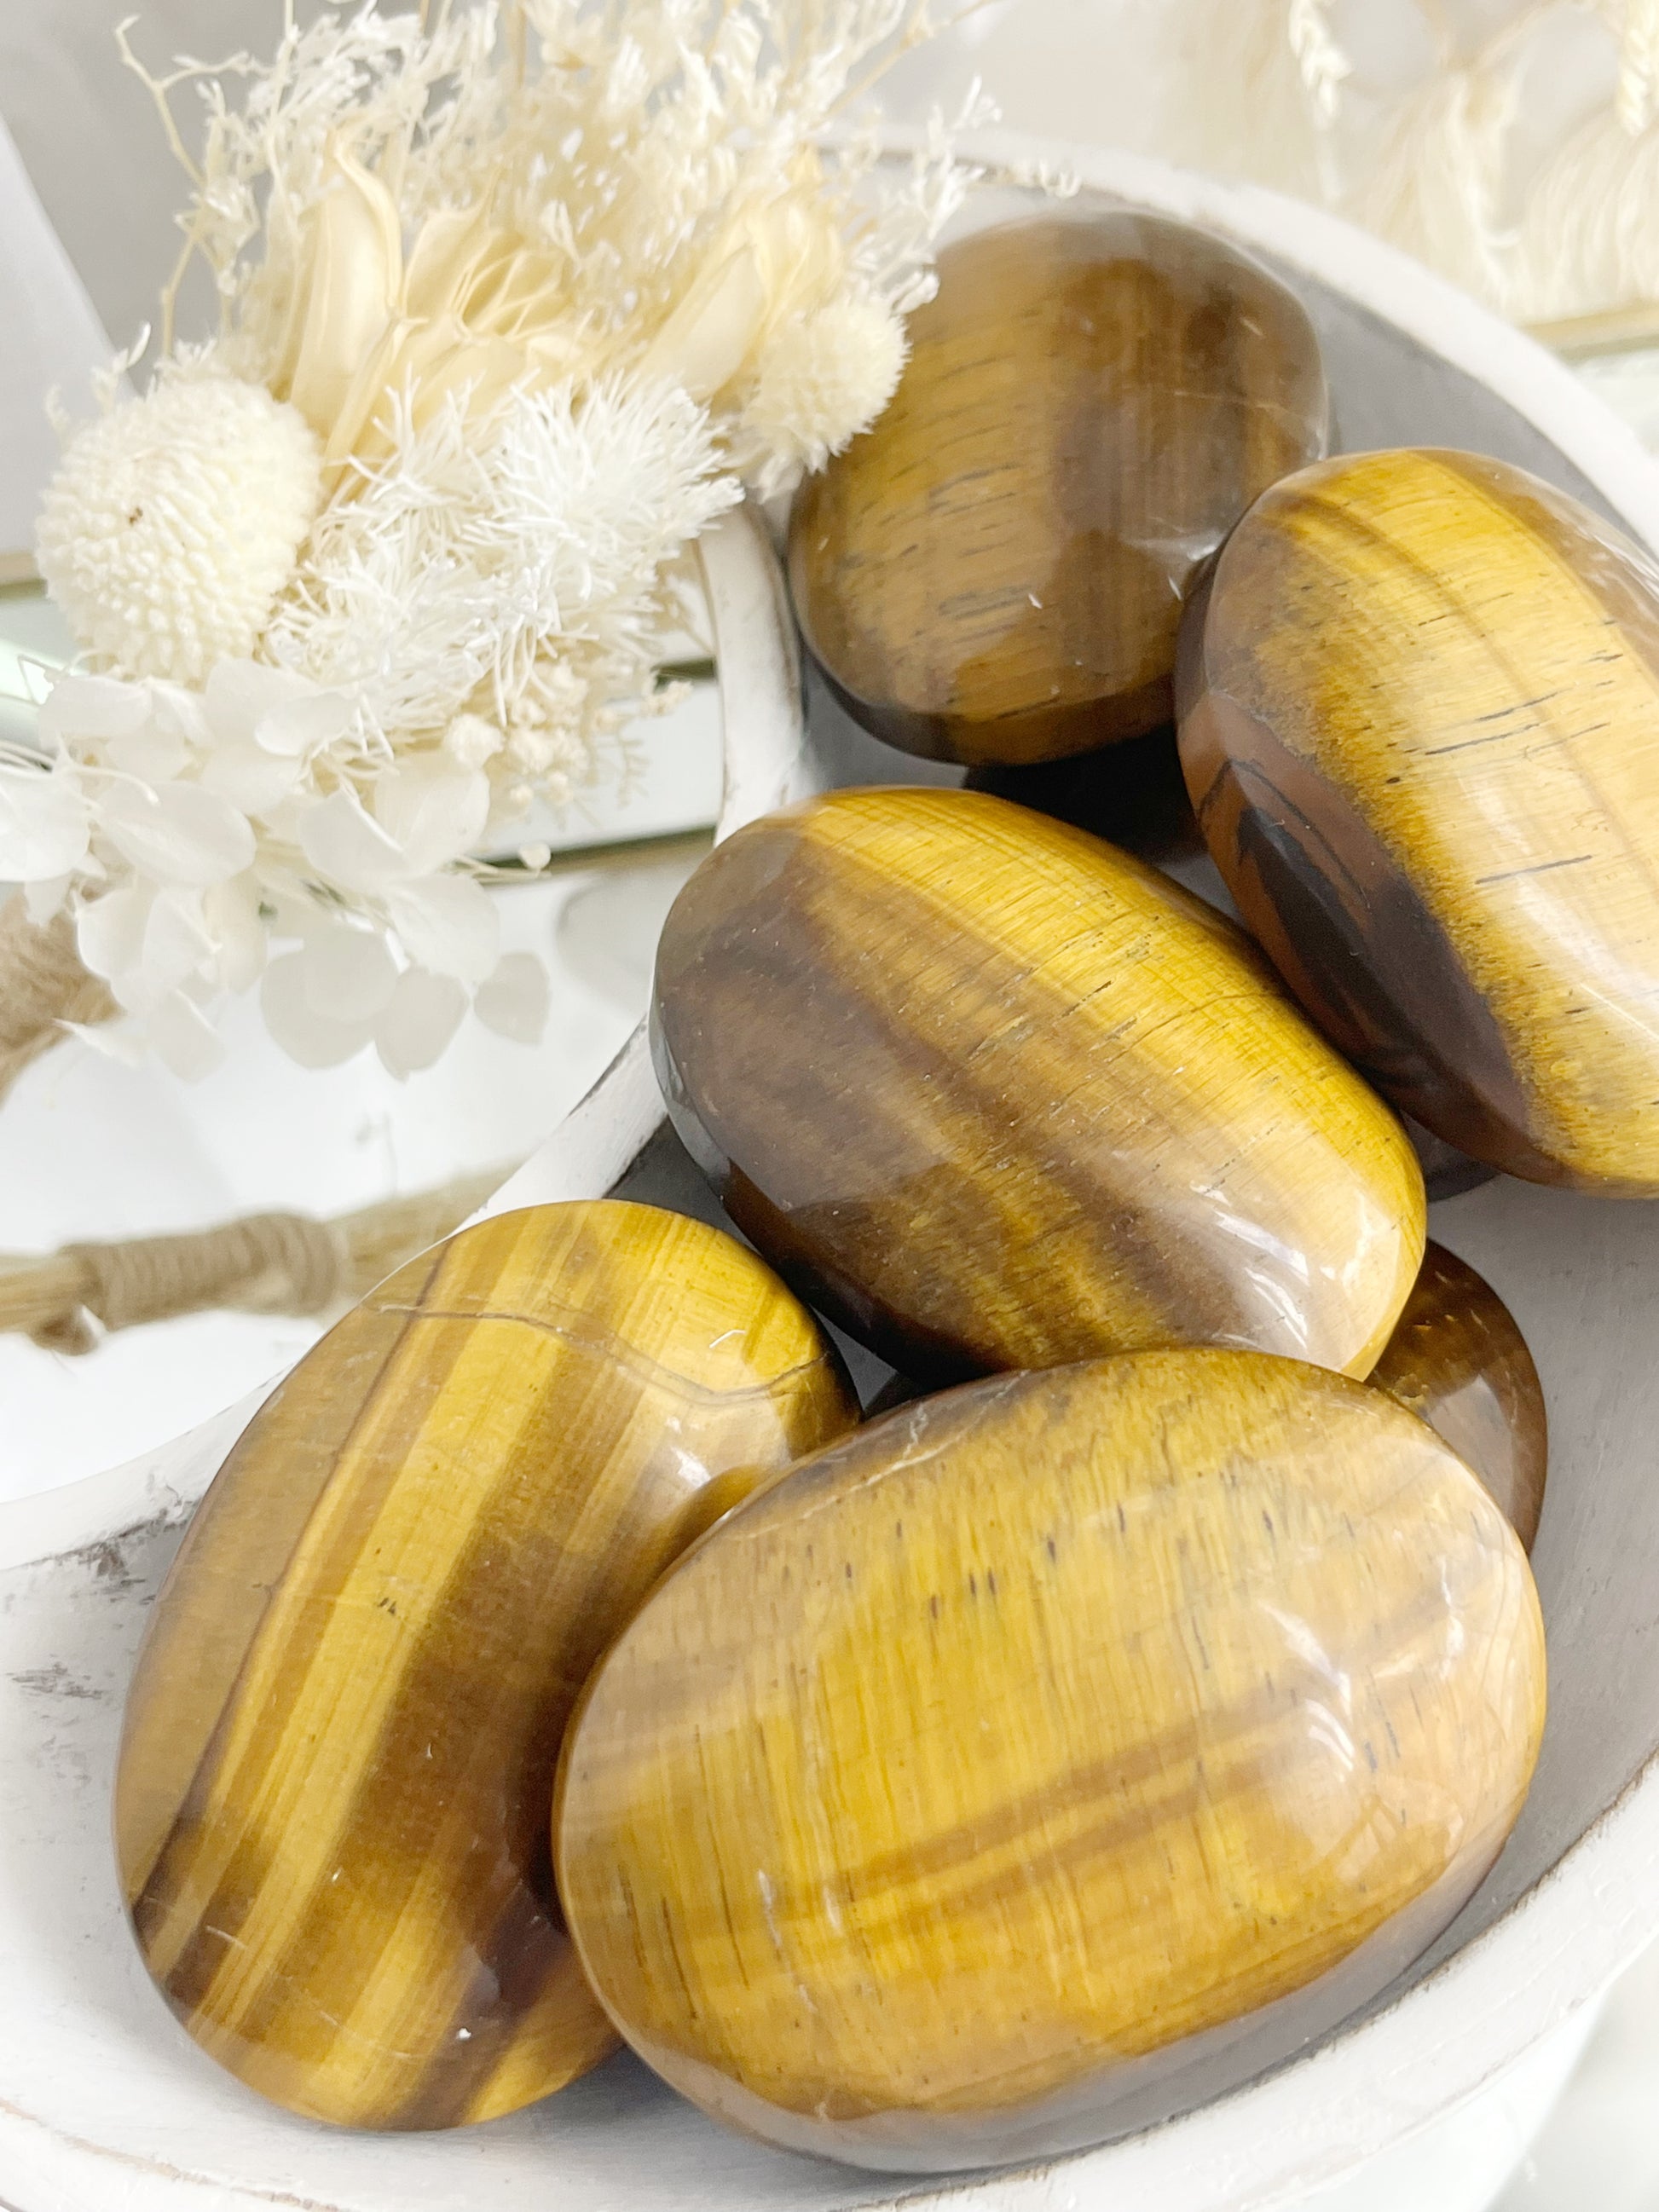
[
  {"xmin": 1178, "ymin": 446, "xmax": 1659, "ymax": 1192},
  {"xmin": 1370, "ymin": 1240, "xmax": 1547, "ymax": 1551},
  {"xmin": 651, "ymin": 786, "xmax": 1425, "ymax": 1385},
  {"xmin": 788, "ymin": 213, "xmax": 1328, "ymax": 767},
  {"xmin": 556, "ymin": 1349, "xmax": 1546, "ymax": 2174},
  {"xmin": 963, "ymin": 723, "xmax": 1203, "ymax": 859},
  {"xmin": 114, "ymin": 1201, "xmax": 856, "ymax": 2130}
]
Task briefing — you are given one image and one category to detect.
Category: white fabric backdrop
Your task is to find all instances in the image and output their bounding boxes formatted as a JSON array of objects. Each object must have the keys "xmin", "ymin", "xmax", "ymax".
[
  {"xmin": 0, "ymin": 1, "xmax": 308, "ymax": 363},
  {"xmin": 0, "ymin": 116, "xmax": 107, "ymax": 552}
]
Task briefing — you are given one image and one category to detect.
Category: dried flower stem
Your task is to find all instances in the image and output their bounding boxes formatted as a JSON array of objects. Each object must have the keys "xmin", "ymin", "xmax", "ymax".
[{"xmin": 1, "ymin": 1164, "xmax": 512, "ymax": 1353}]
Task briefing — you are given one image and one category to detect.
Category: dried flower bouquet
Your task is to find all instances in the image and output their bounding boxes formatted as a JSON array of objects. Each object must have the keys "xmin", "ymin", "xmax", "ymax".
[{"xmin": 0, "ymin": 0, "xmax": 977, "ymax": 1081}]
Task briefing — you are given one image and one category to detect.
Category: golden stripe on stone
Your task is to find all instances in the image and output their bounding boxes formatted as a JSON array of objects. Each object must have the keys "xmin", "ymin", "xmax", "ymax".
[
  {"xmin": 787, "ymin": 213, "xmax": 1328, "ymax": 766},
  {"xmin": 652, "ymin": 785, "xmax": 1425, "ymax": 1384},
  {"xmin": 1179, "ymin": 445, "xmax": 1659, "ymax": 1190},
  {"xmin": 556, "ymin": 1349, "xmax": 1546, "ymax": 2174},
  {"xmin": 114, "ymin": 1200, "xmax": 857, "ymax": 2130}
]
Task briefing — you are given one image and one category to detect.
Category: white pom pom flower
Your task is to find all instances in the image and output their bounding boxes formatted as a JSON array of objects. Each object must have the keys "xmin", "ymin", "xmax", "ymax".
[
  {"xmin": 37, "ymin": 370, "xmax": 322, "ymax": 686},
  {"xmin": 743, "ymin": 292, "xmax": 910, "ymax": 497}
]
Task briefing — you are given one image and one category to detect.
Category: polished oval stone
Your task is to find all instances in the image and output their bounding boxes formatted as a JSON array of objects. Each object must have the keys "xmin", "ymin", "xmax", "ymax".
[
  {"xmin": 964, "ymin": 722, "xmax": 1202, "ymax": 859},
  {"xmin": 114, "ymin": 1201, "xmax": 857, "ymax": 2130},
  {"xmin": 1370, "ymin": 1240, "xmax": 1547, "ymax": 1551},
  {"xmin": 789, "ymin": 213, "xmax": 1328, "ymax": 767},
  {"xmin": 1179, "ymin": 446, "xmax": 1659, "ymax": 1191},
  {"xmin": 652, "ymin": 786, "xmax": 1425, "ymax": 1384},
  {"xmin": 556, "ymin": 1349, "xmax": 1546, "ymax": 2174}
]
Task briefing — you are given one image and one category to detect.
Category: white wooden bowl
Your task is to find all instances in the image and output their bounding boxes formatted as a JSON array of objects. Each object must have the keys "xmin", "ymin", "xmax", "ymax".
[{"xmin": 5, "ymin": 138, "xmax": 1659, "ymax": 2212}]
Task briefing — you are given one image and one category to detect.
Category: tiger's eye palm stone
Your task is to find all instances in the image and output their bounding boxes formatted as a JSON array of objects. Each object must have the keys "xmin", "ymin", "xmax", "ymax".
[
  {"xmin": 556, "ymin": 1349, "xmax": 1546, "ymax": 2173},
  {"xmin": 652, "ymin": 786, "xmax": 1425, "ymax": 1384},
  {"xmin": 1179, "ymin": 446, "xmax": 1659, "ymax": 1191},
  {"xmin": 789, "ymin": 213, "xmax": 1329, "ymax": 766},
  {"xmin": 1371, "ymin": 1240, "xmax": 1547, "ymax": 1551},
  {"xmin": 113, "ymin": 1201, "xmax": 857, "ymax": 2130}
]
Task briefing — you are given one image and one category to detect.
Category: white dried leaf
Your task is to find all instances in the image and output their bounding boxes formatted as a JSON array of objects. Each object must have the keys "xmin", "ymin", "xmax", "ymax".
[
  {"xmin": 199, "ymin": 739, "xmax": 305, "ymax": 817},
  {"xmin": 0, "ymin": 765, "xmax": 91, "ymax": 880},
  {"xmin": 475, "ymin": 950, "xmax": 552, "ymax": 1044},
  {"xmin": 78, "ymin": 885, "xmax": 153, "ymax": 988},
  {"xmin": 97, "ymin": 781, "xmax": 255, "ymax": 887},
  {"xmin": 24, "ymin": 873, "xmax": 72, "ymax": 925},
  {"xmin": 300, "ymin": 921, "xmax": 400, "ymax": 1022},
  {"xmin": 140, "ymin": 887, "xmax": 217, "ymax": 1005},
  {"xmin": 61, "ymin": 1014, "xmax": 147, "ymax": 1066},
  {"xmin": 37, "ymin": 674, "xmax": 152, "ymax": 746},
  {"xmin": 104, "ymin": 722, "xmax": 191, "ymax": 783},
  {"xmin": 375, "ymin": 966, "xmax": 467, "ymax": 1078},
  {"xmin": 296, "ymin": 787, "xmax": 408, "ymax": 890},
  {"xmin": 255, "ymin": 689, "xmax": 357, "ymax": 757},
  {"xmin": 149, "ymin": 989, "xmax": 229, "ymax": 1081},
  {"xmin": 203, "ymin": 657, "xmax": 315, "ymax": 744},
  {"xmin": 373, "ymin": 763, "xmax": 493, "ymax": 875},
  {"xmin": 203, "ymin": 875, "xmax": 267, "ymax": 992},
  {"xmin": 384, "ymin": 873, "xmax": 500, "ymax": 985},
  {"xmin": 260, "ymin": 950, "xmax": 372, "ymax": 1068}
]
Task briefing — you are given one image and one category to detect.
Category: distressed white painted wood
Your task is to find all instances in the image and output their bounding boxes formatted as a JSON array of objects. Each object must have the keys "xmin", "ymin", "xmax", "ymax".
[{"xmin": 4, "ymin": 140, "xmax": 1659, "ymax": 2212}]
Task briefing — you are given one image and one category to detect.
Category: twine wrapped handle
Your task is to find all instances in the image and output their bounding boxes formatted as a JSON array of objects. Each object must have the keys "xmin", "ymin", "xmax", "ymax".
[
  {"xmin": 2, "ymin": 1170, "xmax": 511, "ymax": 1354},
  {"xmin": 21, "ymin": 1215, "xmax": 345, "ymax": 1354},
  {"xmin": 0, "ymin": 900, "xmax": 517, "ymax": 1348}
]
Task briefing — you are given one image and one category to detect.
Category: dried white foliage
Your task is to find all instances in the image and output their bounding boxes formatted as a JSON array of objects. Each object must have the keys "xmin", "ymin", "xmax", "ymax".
[
  {"xmin": 1288, "ymin": 0, "xmax": 1352, "ymax": 128},
  {"xmin": 265, "ymin": 377, "xmax": 739, "ymax": 805},
  {"xmin": 20, "ymin": 0, "xmax": 974, "ymax": 1076},
  {"xmin": 150, "ymin": 0, "xmax": 971, "ymax": 476},
  {"xmin": 1087, "ymin": 0, "xmax": 1659, "ymax": 326},
  {"xmin": 742, "ymin": 292, "xmax": 910, "ymax": 493}
]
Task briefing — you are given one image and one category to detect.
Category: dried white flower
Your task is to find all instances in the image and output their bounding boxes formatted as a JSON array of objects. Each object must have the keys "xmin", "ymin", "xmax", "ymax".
[
  {"xmin": 264, "ymin": 377, "xmax": 740, "ymax": 805},
  {"xmin": 1286, "ymin": 0, "xmax": 1351, "ymax": 129},
  {"xmin": 1096, "ymin": 0, "xmax": 1659, "ymax": 326},
  {"xmin": 445, "ymin": 714, "xmax": 505, "ymax": 768},
  {"xmin": 5, "ymin": 663, "xmax": 550, "ymax": 1077},
  {"xmin": 144, "ymin": 0, "xmax": 970, "ymax": 489},
  {"xmin": 38, "ymin": 370, "xmax": 322, "ymax": 686},
  {"xmin": 743, "ymin": 293, "xmax": 910, "ymax": 496}
]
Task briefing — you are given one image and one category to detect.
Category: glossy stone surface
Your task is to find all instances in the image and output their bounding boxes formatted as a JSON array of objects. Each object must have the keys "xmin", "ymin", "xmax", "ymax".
[
  {"xmin": 789, "ymin": 213, "xmax": 1328, "ymax": 767},
  {"xmin": 652, "ymin": 786, "xmax": 1425, "ymax": 1385},
  {"xmin": 964, "ymin": 723, "xmax": 1202, "ymax": 859},
  {"xmin": 1179, "ymin": 446, "xmax": 1659, "ymax": 1192},
  {"xmin": 1371, "ymin": 1240, "xmax": 1547, "ymax": 1551},
  {"xmin": 557, "ymin": 1349, "xmax": 1546, "ymax": 2174},
  {"xmin": 114, "ymin": 1202, "xmax": 857, "ymax": 2130}
]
